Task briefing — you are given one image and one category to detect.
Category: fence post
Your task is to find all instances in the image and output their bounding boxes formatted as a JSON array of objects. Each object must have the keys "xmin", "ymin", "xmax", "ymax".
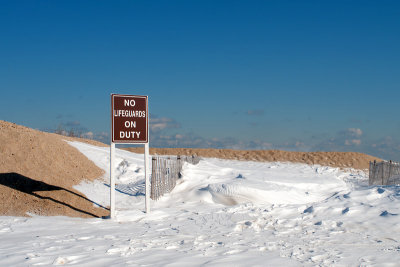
[
  {"xmin": 151, "ymin": 157, "xmax": 156, "ymax": 200},
  {"xmin": 369, "ymin": 161, "xmax": 372, "ymax": 186},
  {"xmin": 177, "ymin": 156, "xmax": 180, "ymax": 179}
]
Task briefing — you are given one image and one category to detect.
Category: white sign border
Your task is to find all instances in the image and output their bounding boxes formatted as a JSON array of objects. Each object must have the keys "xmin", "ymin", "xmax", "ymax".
[{"xmin": 111, "ymin": 94, "xmax": 149, "ymax": 144}]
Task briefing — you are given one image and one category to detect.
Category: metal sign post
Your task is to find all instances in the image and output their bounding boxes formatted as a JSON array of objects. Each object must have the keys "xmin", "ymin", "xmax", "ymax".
[{"xmin": 110, "ymin": 94, "xmax": 150, "ymax": 219}]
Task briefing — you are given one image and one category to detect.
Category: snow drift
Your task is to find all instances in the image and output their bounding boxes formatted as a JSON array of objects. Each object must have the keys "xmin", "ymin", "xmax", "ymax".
[{"xmin": 1, "ymin": 140, "xmax": 399, "ymax": 266}]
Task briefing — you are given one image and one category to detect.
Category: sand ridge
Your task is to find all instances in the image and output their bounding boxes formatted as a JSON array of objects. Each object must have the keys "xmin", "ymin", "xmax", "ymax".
[
  {"xmin": 1, "ymin": 120, "xmax": 381, "ymax": 217},
  {"xmin": 123, "ymin": 147, "xmax": 381, "ymax": 170},
  {"xmin": 0, "ymin": 120, "xmax": 108, "ymax": 217}
]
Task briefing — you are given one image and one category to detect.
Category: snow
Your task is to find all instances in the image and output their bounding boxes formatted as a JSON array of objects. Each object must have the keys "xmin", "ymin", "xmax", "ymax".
[{"xmin": 1, "ymin": 141, "xmax": 400, "ymax": 266}]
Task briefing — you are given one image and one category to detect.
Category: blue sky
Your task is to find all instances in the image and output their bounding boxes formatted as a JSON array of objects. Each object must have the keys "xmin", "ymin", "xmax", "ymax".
[{"xmin": 1, "ymin": 0, "xmax": 399, "ymax": 160}]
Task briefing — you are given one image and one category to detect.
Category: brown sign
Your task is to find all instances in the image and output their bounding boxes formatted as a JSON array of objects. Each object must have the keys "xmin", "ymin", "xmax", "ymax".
[{"xmin": 111, "ymin": 94, "xmax": 148, "ymax": 143}]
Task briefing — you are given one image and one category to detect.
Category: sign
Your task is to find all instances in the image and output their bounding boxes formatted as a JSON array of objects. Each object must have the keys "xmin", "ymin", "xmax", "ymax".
[
  {"xmin": 111, "ymin": 94, "xmax": 148, "ymax": 143},
  {"xmin": 109, "ymin": 93, "xmax": 151, "ymax": 219}
]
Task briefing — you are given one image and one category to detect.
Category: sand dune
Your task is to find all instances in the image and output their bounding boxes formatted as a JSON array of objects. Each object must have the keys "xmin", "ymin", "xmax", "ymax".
[
  {"xmin": 124, "ymin": 147, "xmax": 381, "ymax": 170},
  {"xmin": 0, "ymin": 120, "xmax": 108, "ymax": 217},
  {"xmin": 0, "ymin": 120, "xmax": 381, "ymax": 217}
]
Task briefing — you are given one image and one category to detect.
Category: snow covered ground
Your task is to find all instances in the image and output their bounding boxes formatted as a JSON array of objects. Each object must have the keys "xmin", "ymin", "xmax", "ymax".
[{"xmin": 1, "ymin": 141, "xmax": 400, "ymax": 266}]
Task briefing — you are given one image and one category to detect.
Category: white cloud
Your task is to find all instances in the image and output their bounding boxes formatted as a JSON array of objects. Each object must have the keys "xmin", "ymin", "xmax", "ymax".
[
  {"xmin": 150, "ymin": 116, "xmax": 180, "ymax": 132},
  {"xmin": 348, "ymin": 128, "xmax": 363, "ymax": 137},
  {"xmin": 175, "ymin": 134, "xmax": 184, "ymax": 139},
  {"xmin": 345, "ymin": 139, "xmax": 361, "ymax": 146},
  {"xmin": 82, "ymin": 131, "xmax": 94, "ymax": 139}
]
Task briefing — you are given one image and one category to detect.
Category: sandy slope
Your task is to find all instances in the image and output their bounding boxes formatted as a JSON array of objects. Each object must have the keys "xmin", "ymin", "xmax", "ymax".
[
  {"xmin": 124, "ymin": 147, "xmax": 381, "ymax": 170},
  {"xmin": 0, "ymin": 120, "xmax": 381, "ymax": 217},
  {"xmin": 0, "ymin": 120, "xmax": 108, "ymax": 217}
]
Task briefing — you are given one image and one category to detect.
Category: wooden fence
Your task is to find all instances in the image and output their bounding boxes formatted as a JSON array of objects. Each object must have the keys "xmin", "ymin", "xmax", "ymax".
[
  {"xmin": 369, "ymin": 160, "xmax": 400, "ymax": 186},
  {"xmin": 151, "ymin": 155, "xmax": 200, "ymax": 200}
]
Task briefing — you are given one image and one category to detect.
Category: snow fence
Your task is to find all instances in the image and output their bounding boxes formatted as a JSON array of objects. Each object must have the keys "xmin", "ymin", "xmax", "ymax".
[
  {"xmin": 151, "ymin": 155, "xmax": 200, "ymax": 200},
  {"xmin": 369, "ymin": 160, "xmax": 400, "ymax": 185}
]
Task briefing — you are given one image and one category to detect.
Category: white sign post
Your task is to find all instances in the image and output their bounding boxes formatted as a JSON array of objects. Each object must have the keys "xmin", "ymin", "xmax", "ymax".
[
  {"xmin": 110, "ymin": 142, "xmax": 116, "ymax": 218},
  {"xmin": 110, "ymin": 94, "xmax": 150, "ymax": 219}
]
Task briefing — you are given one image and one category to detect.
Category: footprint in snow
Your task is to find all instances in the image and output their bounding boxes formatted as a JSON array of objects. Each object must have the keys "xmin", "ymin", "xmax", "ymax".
[
  {"xmin": 377, "ymin": 188, "xmax": 385, "ymax": 194},
  {"xmin": 236, "ymin": 174, "xmax": 245, "ymax": 179},
  {"xmin": 380, "ymin": 210, "xmax": 398, "ymax": 217},
  {"xmin": 303, "ymin": 206, "xmax": 314, "ymax": 214}
]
